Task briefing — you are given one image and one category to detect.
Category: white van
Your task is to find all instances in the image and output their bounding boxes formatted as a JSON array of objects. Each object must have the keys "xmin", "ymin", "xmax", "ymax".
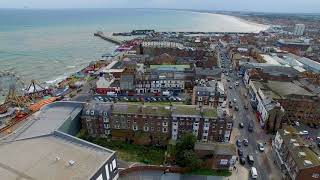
[{"xmin": 251, "ymin": 167, "xmax": 258, "ymax": 179}]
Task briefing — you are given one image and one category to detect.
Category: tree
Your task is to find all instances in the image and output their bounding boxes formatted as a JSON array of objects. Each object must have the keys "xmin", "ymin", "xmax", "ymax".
[
  {"xmin": 176, "ymin": 150, "xmax": 201, "ymax": 169},
  {"xmin": 176, "ymin": 133, "xmax": 196, "ymax": 151},
  {"xmin": 175, "ymin": 134, "xmax": 201, "ymax": 169}
]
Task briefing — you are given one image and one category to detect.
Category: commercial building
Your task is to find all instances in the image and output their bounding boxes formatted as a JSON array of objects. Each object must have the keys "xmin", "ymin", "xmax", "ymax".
[
  {"xmin": 273, "ymin": 126, "xmax": 320, "ymax": 180},
  {"xmin": 293, "ymin": 24, "xmax": 305, "ymax": 36},
  {"xmin": 248, "ymin": 80, "xmax": 320, "ymax": 130},
  {"xmin": 192, "ymin": 80, "xmax": 224, "ymax": 107},
  {"xmin": 81, "ymin": 102, "xmax": 232, "ymax": 144},
  {"xmin": 0, "ymin": 101, "xmax": 119, "ymax": 180}
]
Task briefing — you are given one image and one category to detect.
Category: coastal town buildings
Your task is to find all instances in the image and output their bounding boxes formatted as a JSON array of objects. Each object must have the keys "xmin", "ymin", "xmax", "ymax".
[
  {"xmin": 81, "ymin": 102, "xmax": 233, "ymax": 145},
  {"xmin": 293, "ymin": 24, "xmax": 305, "ymax": 36},
  {"xmin": 273, "ymin": 126, "xmax": 320, "ymax": 180}
]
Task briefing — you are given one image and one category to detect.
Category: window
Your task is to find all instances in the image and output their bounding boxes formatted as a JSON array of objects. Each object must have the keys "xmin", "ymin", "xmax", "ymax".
[
  {"xmin": 104, "ymin": 112, "xmax": 108, "ymax": 116},
  {"xmin": 105, "ymin": 130, "xmax": 110, "ymax": 135},
  {"xmin": 104, "ymin": 124, "xmax": 110, "ymax": 129},
  {"xmin": 105, "ymin": 164, "xmax": 110, "ymax": 180},
  {"xmin": 163, "ymin": 127, "xmax": 167, "ymax": 133},
  {"xmin": 133, "ymin": 125, "xmax": 138, "ymax": 131},
  {"xmin": 163, "ymin": 121, "xmax": 168, "ymax": 126},
  {"xmin": 96, "ymin": 174, "xmax": 103, "ymax": 180},
  {"xmin": 112, "ymin": 159, "xmax": 117, "ymax": 171},
  {"xmin": 90, "ymin": 110, "xmax": 94, "ymax": 116},
  {"xmin": 173, "ymin": 129, "xmax": 177, "ymax": 132},
  {"xmin": 151, "ymin": 127, "xmax": 154, "ymax": 131},
  {"xmin": 205, "ymin": 123, "xmax": 209, "ymax": 128},
  {"xmin": 227, "ymin": 123, "xmax": 232, "ymax": 129},
  {"xmin": 127, "ymin": 120, "xmax": 131, "ymax": 123},
  {"xmin": 103, "ymin": 117, "xmax": 109, "ymax": 123},
  {"xmin": 204, "ymin": 130, "xmax": 208, "ymax": 134},
  {"xmin": 157, "ymin": 127, "xmax": 160, "ymax": 131},
  {"xmin": 144, "ymin": 126, "xmax": 149, "ymax": 131},
  {"xmin": 86, "ymin": 110, "xmax": 90, "ymax": 115}
]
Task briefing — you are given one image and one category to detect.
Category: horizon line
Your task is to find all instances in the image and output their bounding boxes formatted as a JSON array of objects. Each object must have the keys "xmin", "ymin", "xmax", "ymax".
[{"xmin": 0, "ymin": 7, "xmax": 320, "ymax": 15}]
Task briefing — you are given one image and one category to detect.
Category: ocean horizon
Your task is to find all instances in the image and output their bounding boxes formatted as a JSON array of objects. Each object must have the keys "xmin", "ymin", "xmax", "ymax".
[{"xmin": 0, "ymin": 8, "xmax": 268, "ymax": 88}]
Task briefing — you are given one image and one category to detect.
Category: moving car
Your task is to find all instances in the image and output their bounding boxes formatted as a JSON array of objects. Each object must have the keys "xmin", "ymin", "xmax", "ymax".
[
  {"xmin": 238, "ymin": 148, "xmax": 243, "ymax": 156},
  {"xmin": 229, "ymin": 85, "xmax": 232, "ymax": 89},
  {"xmin": 257, "ymin": 142, "xmax": 265, "ymax": 152},
  {"xmin": 235, "ymin": 81, "xmax": 239, "ymax": 86},
  {"xmin": 235, "ymin": 106, "xmax": 239, "ymax": 111},
  {"xmin": 243, "ymin": 139, "xmax": 249, "ymax": 146},
  {"xmin": 244, "ymin": 104, "xmax": 248, "ymax": 109},
  {"xmin": 239, "ymin": 122, "xmax": 244, "ymax": 128},
  {"xmin": 251, "ymin": 167, "xmax": 258, "ymax": 179},
  {"xmin": 248, "ymin": 122, "xmax": 254, "ymax": 132},
  {"xmin": 247, "ymin": 155, "xmax": 254, "ymax": 165},
  {"xmin": 233, "ymin": 98, "xmax": 237, "ymax": 102}
]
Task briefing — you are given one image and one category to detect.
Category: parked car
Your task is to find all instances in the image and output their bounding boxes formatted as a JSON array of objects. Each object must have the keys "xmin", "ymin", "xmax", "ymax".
[
  {"xmin": 229, "ymin": 85, "xmax": 233, "ymax": 89},
  {"xmin": 235, "ymin": 81, "xmax": 239, "ymax": 86},
  {"xmin": 240, "ymin": 157, "xmax": 246, "ymax": 165},
  {"xmin": 236, "ymin": 139, "xmax": 242, "ymax": 147},
  {"xmin": 233, "ymin": 98, "xmax": 237, "ymax": 102},
  {"xmin": 299, "ymin": 130, "xmax": 309, "ymax": 135},
  {"xmin": 243, "ymin": 139, "xmax": 249, "ymax": 146},
  {"xmin": 239, "ymin": 122, "xmax": 244, "ymax": 128},
  {"xmin": 175, "ymin": 97, "xmax": 182, "ymax": 101},
  {"xmin": 235, "ymin": 106, "xmax": 239, "ymax": 111},
  {"xmin": 244, "ymin": 104, "xmax": 248, "ymax": 109},
  {"xmin": 257, "ymin": 142, "xmax": 265, "ymax": 152}
]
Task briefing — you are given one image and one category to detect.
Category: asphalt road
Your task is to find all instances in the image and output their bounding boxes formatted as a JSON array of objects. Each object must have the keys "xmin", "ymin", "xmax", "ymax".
[{"xmin": 218, "ymin": 46, "xmax": 281, "ymax": 180}]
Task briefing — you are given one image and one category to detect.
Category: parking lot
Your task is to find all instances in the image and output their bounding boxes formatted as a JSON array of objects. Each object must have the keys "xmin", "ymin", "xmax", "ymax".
[{"xmin": 93, "ymin": 95, "xmax": 184, "ymax": 103}]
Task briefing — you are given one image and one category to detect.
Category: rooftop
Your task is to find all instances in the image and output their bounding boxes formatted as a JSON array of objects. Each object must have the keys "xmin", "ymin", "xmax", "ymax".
[
  {"xmin": 0, "ymin": 101, "xmax": 116, "ymax": 180},
  {"xmin": 279, "ymin": 127, "xmax": 320, "ymax": 170},
  {"xmin": 194, "ymin": 142, "xmax": 237, "ymax": 156},
  {"xmin": 0, "ymin": 135, "xmax": 111, "ymax": 180},
  {"xmin": 266, "ymin": 80, "xmax": 314, "ymax": 97}
]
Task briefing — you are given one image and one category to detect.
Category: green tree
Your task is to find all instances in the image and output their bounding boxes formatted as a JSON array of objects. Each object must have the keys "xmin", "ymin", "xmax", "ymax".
[
  {"xmin": 176, "ymin": 133, "xmax": 196, "ymax": 151},
  {"xmin": 176, "ymin": 150, "xmax": 201, "ymax": 169}
]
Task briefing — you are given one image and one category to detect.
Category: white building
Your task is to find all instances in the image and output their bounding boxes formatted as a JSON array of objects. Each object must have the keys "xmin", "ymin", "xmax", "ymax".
[{"xmin": 293, "ymin": 24, "xmax": 305, "ymax": 36}]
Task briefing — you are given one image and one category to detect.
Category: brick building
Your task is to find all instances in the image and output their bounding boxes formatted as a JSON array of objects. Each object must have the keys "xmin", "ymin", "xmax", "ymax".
[
  {"xmin": 81, "ymin": 102, "xmax": 232, "ymax": 145},
  {"xmin": 273, "ymin": 126, "xmax": 320, "ymax": 180}
]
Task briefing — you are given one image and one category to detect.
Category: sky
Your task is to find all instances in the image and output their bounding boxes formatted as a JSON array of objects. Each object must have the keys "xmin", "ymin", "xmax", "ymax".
[{"xmin": 1, "ymin": 0, "xmax": 320, "ymax": 13}]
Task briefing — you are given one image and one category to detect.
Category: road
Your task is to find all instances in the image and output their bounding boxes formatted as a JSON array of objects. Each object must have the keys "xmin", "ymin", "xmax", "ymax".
[{"xmin": 218, "ymin": 45, "xmax": 282, "ymax": 180}]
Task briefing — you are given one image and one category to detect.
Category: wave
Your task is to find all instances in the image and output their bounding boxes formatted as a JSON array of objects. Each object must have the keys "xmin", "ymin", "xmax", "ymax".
[{"xmin": 45, "ymin": 75, "xmax": 69, "ymax": 85}]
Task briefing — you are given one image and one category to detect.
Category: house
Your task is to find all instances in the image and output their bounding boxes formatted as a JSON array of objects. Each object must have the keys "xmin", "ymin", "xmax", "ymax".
[{"xmin": 194, "ymin": 143, "xmax": 237, "ymax": 170}]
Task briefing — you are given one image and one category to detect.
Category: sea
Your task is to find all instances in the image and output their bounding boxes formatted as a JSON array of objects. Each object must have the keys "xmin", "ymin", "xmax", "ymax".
[{"xmin": 0, "ymin": 8, "xmax": 268, "ymax": 95}]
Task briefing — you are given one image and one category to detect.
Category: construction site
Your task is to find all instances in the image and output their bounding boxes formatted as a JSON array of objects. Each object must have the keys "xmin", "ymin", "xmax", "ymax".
[{"xmin": 0, "ymin": 71, "xmax": 56, "ymax": 135}]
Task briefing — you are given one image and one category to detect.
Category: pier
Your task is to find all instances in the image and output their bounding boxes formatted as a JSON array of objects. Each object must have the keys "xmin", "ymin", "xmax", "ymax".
[{"xmin": 94, "ymin": 31, "xmax": 122, "ymax": 45}]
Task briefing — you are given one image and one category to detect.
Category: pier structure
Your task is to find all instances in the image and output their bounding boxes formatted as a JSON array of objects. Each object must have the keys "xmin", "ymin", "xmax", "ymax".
[{"xmin": 94, "ymin": 31, "xmax": 123, "ymax": 45}]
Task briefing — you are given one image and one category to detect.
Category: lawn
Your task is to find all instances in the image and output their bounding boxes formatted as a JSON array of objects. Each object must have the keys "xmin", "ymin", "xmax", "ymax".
[
  {"xmin": 187, "ymin": 168, "xmax": 232, "ymax": 176},
  {"xmin": 92, "ymin": 138, "xmax": 166, "ymax": 165}
]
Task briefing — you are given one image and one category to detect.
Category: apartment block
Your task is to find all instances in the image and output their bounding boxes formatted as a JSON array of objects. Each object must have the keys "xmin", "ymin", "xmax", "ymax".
[
  {"xmin": 273, "ymin": 127, "xmax": 320, "ymax": 180},
  {"xmin": 81, "ymin": 102, "xmax": 231, "ymax": 145}
]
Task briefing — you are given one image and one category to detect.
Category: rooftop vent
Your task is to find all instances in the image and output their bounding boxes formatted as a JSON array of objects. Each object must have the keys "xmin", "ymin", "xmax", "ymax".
[
  {"xmin": 55, "ymin": 156, "xmax": 61, "ymax": 161},
  {"xmin": 290, "ymin": 139, "xmax": 297, "ymax": 143},
  {"xmin": 298, "ymin": 152, "xmax": 306, "ymax": 158},
  {"xmin": 304, "ymin": 160, "xmax": 313, "ymax": 166},
  {"xmin": 284, "ymin": 130, "xmax": 290, "ymax": 135},
  {"xmin": 68, "ymin": 160, "xmax": 76, "ymax": 166},
  {"xmin": 293, "ymin": 143, "xmax": 300, "ymax": 147}
]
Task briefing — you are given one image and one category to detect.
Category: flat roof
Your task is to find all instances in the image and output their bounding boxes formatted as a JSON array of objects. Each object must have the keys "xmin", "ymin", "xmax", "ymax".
[
  {"xmin": 279, "ymin": 127, "xmax": 320, "ymax": 169},
  {"xmin": 0, "ymin": 135, "xmax": 111, "ymax": 180},
  {"xmin": 266, "ymin": 80, "xmax": 314, "ymax": 97},
  {"xmin": 11, "ymin": 103, "xmax": 83, "ymax": 141},
  {"xmin": 195, "ymin": 142, "xmax": 236, "ymax": 156},
  {"xmin": 0, "ymin": 101, "xmax": 115, "ymax": 180}
]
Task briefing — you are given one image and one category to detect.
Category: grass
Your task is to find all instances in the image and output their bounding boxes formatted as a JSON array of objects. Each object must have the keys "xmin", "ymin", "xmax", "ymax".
[
  {"xmin": 187, "ymin": 168, "xmax": 232, "ymax": 176},
  {"xmin": 91, "ymin": 138, "xmax": 166, "ymax": 165}
]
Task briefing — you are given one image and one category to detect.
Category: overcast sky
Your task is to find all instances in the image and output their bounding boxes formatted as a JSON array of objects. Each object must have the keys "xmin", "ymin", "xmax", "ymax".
[{"xmin": 1, "ymin": 0, "xmax": 320, "ymax": 13}]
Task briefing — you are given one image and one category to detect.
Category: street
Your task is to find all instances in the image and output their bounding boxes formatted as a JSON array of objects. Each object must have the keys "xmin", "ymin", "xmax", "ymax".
[{"xmin": 218, "ymin": 45, "xmax": 282, "ymax": 180}]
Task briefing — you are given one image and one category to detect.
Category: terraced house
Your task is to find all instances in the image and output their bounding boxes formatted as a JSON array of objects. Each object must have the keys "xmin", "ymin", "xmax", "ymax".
[{"xmin": 81, "ymin": 102, "xmax": 232, "ymax": 145}]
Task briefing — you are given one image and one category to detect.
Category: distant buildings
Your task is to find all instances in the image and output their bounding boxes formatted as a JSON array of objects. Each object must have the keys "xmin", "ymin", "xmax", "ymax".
[
  {"xmin": 273, "ymin": 126, "xmax": 320, "ymax": 180},
  {"xmin": 81, "ymin": 102, "xmax": 233, "ymax": 145},
  {"xmin": 293, "ymin": 24, "xmax": 305, "ymax": 36}
]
